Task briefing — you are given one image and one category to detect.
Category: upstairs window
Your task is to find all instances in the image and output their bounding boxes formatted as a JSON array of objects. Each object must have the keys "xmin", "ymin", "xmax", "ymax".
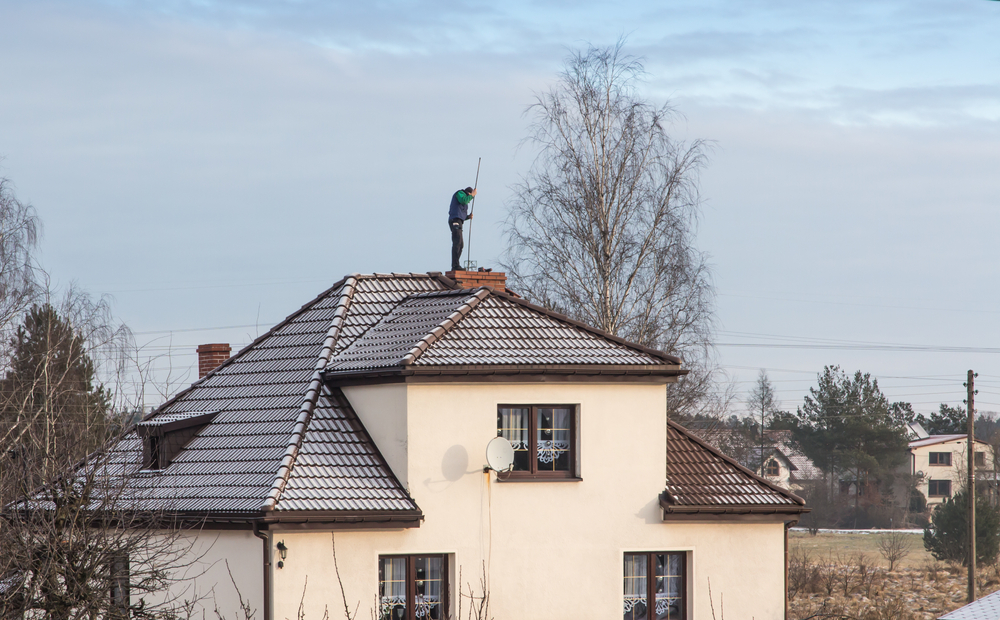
[
  {"xmin": 976, "ymin": 451, "xmax": 986, "ymax": 467},
  {"xmin": 497, "ymin": 405, "xmax": 576, "ymax": 479},
  {"xmin": 624, "ymin": 552, "xmax": 685, "ymax": 620},
  {"xmin": 929, "ymin": 452, "xmax": 952, "ymax": 466},
  {"xmin": 378, "ymin": 555, "xmax": 447, "ymax": 620}
]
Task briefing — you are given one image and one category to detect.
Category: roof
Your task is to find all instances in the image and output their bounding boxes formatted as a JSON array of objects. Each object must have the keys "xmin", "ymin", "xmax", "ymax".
[
  {"xmin": 99, "ymin": 272, "xmax": 684, "ymax": 523},
  {"xmin": 940, "ymin": 588, "xmax": 1000, "ymax": 619},
  {"xmin": 104, "ymin": 274, "xmax": 442, "ymax": 520},
  {"xmin": 325, "ymin": 288, "xmax": 674, "ymax": 375},
  {"xmin": 910, "ymin": 435, "xmax": 989, "ymax": 449},
  {"xmin": 661, "ymin": 421, "xmax": 807, "ymax": 520},
  {"xmin": 765, "ymin": 430, "xmax": 823, "ymax": 481}
]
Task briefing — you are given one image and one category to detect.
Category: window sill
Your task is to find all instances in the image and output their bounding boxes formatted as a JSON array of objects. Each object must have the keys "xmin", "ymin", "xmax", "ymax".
[{"xmin": 496, "ymin": 475, "xmax": 583, "ymax": 483}]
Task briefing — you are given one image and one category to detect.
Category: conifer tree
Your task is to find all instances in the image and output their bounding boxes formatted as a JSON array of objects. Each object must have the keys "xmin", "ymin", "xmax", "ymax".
[{"xmin": 0, "ymin": 303, "xmax": 112, "ymax": 486}]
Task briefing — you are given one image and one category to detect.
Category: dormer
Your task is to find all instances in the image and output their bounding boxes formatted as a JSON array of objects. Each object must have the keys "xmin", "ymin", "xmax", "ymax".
[{"xmin": 135, "ymin": 411, "xmax": 218, "ymax": 471}]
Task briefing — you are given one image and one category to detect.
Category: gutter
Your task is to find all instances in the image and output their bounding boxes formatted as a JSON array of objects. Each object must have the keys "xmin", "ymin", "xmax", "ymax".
[
  {"xmin": 252, "ymin": 521, "xmax": 271, "ymax": 620},
  {"xmin": 323, "ymin": 364, "xmax": 687, "ymax": 386},
  {"xmin": 261, "ymin": 509, "xmax": 424, "ymax": 528}
]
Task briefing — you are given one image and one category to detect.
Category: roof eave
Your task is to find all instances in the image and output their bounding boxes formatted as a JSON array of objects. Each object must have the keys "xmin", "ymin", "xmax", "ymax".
[
  {"xmin": 323, "ymin": 364, "xmax": 688, "ymax": 386},
  {"xmin": 263, "ymin": 509, "xmax": 424, "ymax": 530}
]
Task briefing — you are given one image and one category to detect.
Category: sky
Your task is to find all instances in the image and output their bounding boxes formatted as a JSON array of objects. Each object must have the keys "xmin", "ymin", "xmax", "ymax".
[{"xmin": 1, "ymin": 0, "xmax": 999, "ymax": 415}]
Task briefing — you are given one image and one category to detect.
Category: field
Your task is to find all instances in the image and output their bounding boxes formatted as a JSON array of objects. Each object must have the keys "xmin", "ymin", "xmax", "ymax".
[
  {"xmin": 787, "ymin": 530, "xmax": 1000, "ymax": 619},
  {"xmin": 789, "ymin": 530, "xmax": 932, "ymax": 569}
]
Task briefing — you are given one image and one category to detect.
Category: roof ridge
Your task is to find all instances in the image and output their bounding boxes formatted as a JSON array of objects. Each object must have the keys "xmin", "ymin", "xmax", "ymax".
[
  {"xmin": 142, "ymin": 275, "xmax": 353, "ymax": 423},
  {"xmin": 399, "ymin": 288, "xmax": 490, "ymax": 366},
  {"xmin": 262, "ymin": 276, "xmax": 359, "ymax": 512},
  {"xmin": 667, "ymin": 419, "xmax": 806, "ymax": 507}
]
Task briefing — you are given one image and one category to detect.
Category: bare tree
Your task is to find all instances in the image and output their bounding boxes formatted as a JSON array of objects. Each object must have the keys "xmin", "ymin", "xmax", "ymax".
[
  {"xmin": 877, "ymin": 531, "xmax": 912, "ymax": 572},
  {"xmin": 0, "ymin": 170, "xmax": 213, "ymax": 619},
  {"xmin": 0, "ymin": 438, "xmax": 205, "ymax": 620},
  {"xmin": 0, "ymin": 173, "xmax": 41, "ymax": 359},
  {"xmin": 502, "ymin": 41, "xmax": 715, "ymax": 417}
]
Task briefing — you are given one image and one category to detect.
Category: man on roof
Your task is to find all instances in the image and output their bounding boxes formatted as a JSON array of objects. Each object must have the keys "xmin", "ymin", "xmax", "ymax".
[{"xmin": 448, "ymin": 186, "xmax": 476, "ymax": 272}]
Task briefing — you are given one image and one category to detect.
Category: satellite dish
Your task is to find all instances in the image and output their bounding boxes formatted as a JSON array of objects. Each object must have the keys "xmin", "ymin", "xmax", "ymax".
[{"xmin": 485, "ymin": 436, "xmax": 515, "ymax": 472}]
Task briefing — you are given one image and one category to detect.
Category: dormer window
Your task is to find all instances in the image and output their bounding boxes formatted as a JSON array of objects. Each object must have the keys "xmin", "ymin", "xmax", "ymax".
[
  {"xmin": 136, "ymin": 411, "xmax": 218, "ymax": 472},
  {"xmin": 764, "ymin": 459, "xmax": 780, "ymax": 477},
  {"xmin": 146, "ymin": 436, "xmax": 162, "ymax": 470}
]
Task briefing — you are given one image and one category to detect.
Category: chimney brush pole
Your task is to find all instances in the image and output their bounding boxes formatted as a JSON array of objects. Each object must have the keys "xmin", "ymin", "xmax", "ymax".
[{"xmin": 466, "ymin": 157, "xmax": 481, "ymax": 270}]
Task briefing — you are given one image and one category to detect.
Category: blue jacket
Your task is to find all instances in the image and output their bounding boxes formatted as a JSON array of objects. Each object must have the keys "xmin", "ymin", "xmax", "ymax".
[{"xmin": 448, "ymin": 190, "xmax": 473, "ymax": 221}]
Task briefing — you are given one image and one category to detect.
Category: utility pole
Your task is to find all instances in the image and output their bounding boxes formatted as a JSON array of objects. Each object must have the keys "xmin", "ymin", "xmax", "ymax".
[{"xmin": 966, "ymin": 369, "xmax": 978, "ymax": 603}]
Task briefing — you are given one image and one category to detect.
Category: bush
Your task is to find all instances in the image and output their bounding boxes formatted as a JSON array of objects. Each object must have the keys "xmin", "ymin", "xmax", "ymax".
[{"xmin": 923, "ymin": 490, "xmax": 1000, "ymax": 565}]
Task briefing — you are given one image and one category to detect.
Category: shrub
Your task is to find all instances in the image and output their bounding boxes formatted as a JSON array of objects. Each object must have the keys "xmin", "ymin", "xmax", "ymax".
[{"xmin": 923, "ymin": 490, "xmax": 1000, "ymax": 565}]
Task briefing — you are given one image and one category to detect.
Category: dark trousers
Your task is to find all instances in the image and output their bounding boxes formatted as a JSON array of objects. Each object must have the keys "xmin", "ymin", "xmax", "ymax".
[{"xmin": 450, "ymin": 219, "xmax": 464, "ymax": 271}]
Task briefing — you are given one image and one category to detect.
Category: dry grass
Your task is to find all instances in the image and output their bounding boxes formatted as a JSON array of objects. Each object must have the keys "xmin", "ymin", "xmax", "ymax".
[{"xmin": 790, "ymin": 531, "xmax": 932, "ymax": 569}]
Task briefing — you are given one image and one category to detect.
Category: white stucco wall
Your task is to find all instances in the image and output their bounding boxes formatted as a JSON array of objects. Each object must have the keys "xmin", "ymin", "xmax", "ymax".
[
  {"xmin": 270, "ymin": 382, "xmax": 788, "ymax": 620},
  {"xmin": 344, "ymin": 384, "xmax": 409, "ymax": 487},
  {"xmin": 141, "ymin": 529, "xmax": 265, "ymax": 620}
]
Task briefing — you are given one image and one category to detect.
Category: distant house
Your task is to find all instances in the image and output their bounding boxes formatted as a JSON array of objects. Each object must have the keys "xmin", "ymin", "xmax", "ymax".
[
  {"xmin": 908, "ymin": 433, "xmax": 993, "ymax": 509},
  {"xmin": 766, "ymin": 431, "xmax": 824, "ymax": 491},
  {"xmin": 88, "ymin": 271, "xmax": 806, "ymax": 620},
  {"xmin": 696, "ymin": 429, "xmax": 823, "ymax": 494}
]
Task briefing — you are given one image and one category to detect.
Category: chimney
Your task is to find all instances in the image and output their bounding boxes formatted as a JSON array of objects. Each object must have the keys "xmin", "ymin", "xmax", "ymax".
[
  {"xmin": 197, "ymin": 343, "xmax": 231, "ymax": 378},
  {"xmin": 445, "ymin": 268, "xmax": 507, "ymax": 291}
]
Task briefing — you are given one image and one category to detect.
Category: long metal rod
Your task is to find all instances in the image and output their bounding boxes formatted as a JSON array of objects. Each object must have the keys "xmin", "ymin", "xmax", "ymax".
[
  {"xmin": 968, "ymin": 369, "xmax": 977, "ymax": 603},
  {"xmin": 465, "ymin": 157, "xmax": 481, "ymax": 269}
]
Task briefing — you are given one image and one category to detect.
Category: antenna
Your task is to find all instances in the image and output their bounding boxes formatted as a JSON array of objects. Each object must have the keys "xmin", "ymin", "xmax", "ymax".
[{"xmin": 485, "ymin": 436, "xmax": 514, "ymax": 473}]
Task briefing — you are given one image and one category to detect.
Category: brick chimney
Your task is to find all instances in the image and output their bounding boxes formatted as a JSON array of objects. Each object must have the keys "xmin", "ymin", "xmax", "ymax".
[
  {"xmin": 445, "ymin": 268, "xmax": 507, "ymax": 291},
  {"xmin": 197, "ymin": 343, "xmax": 231, "ymax": 378}
]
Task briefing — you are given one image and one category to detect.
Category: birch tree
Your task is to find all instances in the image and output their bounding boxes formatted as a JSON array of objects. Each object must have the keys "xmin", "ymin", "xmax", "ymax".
[{"xmin": 502, "ymin": 41, "xmax": 715, "ymax": 416}]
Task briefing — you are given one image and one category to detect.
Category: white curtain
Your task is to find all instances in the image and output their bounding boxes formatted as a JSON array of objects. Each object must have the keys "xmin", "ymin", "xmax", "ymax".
[{"xmin": 499, "ymin": 408, "xmax": 529, "ymax": 450}]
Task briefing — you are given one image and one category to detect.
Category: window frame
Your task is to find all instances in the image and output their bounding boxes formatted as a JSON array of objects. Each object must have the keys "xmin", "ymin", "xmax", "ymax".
[
  {"xmin": 378, "ymin": 554, "xmax": 449, "ymax": 620},
  {"xmin": 929, "ymin": 452, "xmax": 952, "ymax": 466},
  {"xmin": 928, "ymin": 479, "xmax": 952, "ymax": 498},
  {"xmin": 764, "ymin": 459, "xmax": 780, "ymax": 477},
  {"xmin": 497, "ymin": 404, "xmax": 578, "ymax": 480},
  {"xmin": 976, "ymin": 451, "xmax": 986, "ymax": 467},
  {"xmin": 623, "ymin": 551, "xmax": 686, "ymax": 620}
]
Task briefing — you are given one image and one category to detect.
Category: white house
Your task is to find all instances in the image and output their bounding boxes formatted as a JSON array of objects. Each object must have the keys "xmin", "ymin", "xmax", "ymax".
[
  {"xmin": 108, "ymin": 271, "xmax": 807, "ymax": 620},
  {"xmin": 908, "ymin": 434, "xmax": 993, "ymax": 509}
]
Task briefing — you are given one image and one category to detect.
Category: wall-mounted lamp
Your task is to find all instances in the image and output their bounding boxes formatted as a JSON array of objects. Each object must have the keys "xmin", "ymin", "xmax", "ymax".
[{"xmin": 276, "ymin": 541, "xmax": 288, "ymax": 569}]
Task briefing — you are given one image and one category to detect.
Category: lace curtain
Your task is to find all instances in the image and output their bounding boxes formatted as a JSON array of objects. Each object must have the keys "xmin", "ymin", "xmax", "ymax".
[{"xmin": 498, "ymin": 408, "xmax": 529, "ymax": 450}]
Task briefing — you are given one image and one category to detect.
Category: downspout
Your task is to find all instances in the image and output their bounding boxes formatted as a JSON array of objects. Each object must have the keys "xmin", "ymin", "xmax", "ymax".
[
  {"xmin": 253, "ymin": 521, "xmax": 272, "ymax": 620},
  {"xmin": 784, "ymin": 522, "xmax": 790, "ymax": 620}
]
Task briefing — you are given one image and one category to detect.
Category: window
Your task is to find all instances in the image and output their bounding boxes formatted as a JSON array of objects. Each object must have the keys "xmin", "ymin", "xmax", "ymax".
[
  {"xmin": 929, "ymin": 452, "xmax": 952, "ymax": 466},
  {"xmin": 378, "ymin": 555, "xmax": 447, "ymax": 620},
  {"xmin": 976, "ymin": 452, "xmax": 986, "ymax": 467},
  {"xmin": 497, "ymin": 405, "xmax": 576, "ymax": 478},
  {"xmin": 929, "ymin": 480, "xmax": 952, "ymax": 497},
  {"xmin": 145, "ymin": 436, "xmax": 162, "ymax": 470},
  {"xmin": 764, "ymin": 459, "xmax": 780, "ymax": 477},
  {"xmin": 624, "ymin": 552, "xmax": 685, "ymax": 620},
  {"xmin": 110, "ymin": 554, "xmax": 129, "ymax": 614}
]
